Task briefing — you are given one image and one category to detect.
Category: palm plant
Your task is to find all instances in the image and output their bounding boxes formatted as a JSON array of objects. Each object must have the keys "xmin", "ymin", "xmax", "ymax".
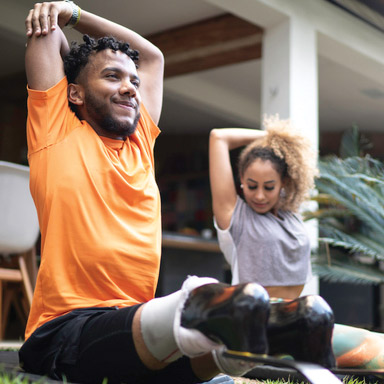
[{"xmin": 304, "ymin": 126, "xmax": 384, "ymax": 284}]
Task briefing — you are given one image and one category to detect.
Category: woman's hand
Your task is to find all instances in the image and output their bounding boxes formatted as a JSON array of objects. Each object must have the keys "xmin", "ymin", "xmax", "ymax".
[{"xmin": 25, "ymin": 1, "xmax": 73, "ymax": 37}]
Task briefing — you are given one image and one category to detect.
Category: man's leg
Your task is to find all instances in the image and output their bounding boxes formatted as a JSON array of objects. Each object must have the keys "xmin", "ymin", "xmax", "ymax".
[
  {"xmin": 38, "ymin": 277, "xmax": 270, "ymax": 384},
  {"xmin": 138, "ymin": 276, "xmax": 270, "ymax": 378},
  {"xmin": 132, "ymin": 305, "xmax": 169, "ymax": 370},
  {"xmin": 267, "ymin": 295, "xmax": 336, "ymax": 368},
  {"xmin": 54, "ymin": 306, "xmax": 204, "ymax": 384},
  {"xmin": 135, "ymin": 305, "xmax": 235, "ymax": 380},
  {"xmin": 139, "ymin": 276, "xmax": 220, "ymax": 364},
  {"xmin": 134, "ymin": 304, "xmax": 242, "ymax": 381}
]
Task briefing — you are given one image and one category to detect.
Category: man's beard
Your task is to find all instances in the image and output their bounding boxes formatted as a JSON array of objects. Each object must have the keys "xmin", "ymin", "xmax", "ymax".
[
  {"xmin": 85, "ymin": 93, "xmax": 141, "ymax": 138},
  {"xmin": 99, "ymin": 111, "xmax": 141, "ymax": 137}
]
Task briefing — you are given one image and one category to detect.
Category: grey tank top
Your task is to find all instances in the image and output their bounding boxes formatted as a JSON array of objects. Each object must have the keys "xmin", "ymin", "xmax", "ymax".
[{"xmin": 215, "ymin": 197, "xmax": 312, "ymax": 286}]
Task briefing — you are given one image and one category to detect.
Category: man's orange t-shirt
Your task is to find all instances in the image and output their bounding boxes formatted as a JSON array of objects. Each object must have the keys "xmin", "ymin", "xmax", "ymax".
[{"xmin": 25, "ymin": 77, "xmax": 161, "ymax": 339}]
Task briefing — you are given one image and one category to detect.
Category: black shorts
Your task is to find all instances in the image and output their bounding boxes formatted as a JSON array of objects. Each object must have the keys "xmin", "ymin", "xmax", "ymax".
[{"xmin": 19, "ymin": 305, "xmax": 201, "ymax": 384}]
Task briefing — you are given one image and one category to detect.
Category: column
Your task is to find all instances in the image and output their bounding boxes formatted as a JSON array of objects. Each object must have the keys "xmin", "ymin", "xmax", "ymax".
[{"xmin": 262, "ymin": 17, "xmax": 319, "ymax": 295}]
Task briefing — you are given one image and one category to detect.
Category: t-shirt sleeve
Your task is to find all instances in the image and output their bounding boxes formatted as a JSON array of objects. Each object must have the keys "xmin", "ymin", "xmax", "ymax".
[
  {"xmin": 26, "ymin": 77, "xmax": 81, "ymax": 156},
  {"xmin": 213, "ymin": 214, "xmax": 240, "ymax": 285},
  {"xmin": 132, "ymin": 103, "xmax": 160, "ymax": 162},
  {"xmin": 214, "ymin": 197, "xmax": 243, "ymax": 266},
  {"xmin": 214, "ymin": 217, "xmax": 235, "ymax": 266}
]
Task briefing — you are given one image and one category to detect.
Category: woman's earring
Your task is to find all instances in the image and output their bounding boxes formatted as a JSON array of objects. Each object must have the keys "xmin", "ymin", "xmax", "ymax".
[
  {"xmin": 240, "ymin": 184, "xmax": 244, "ymax": 189},
  {"xmin": 279, "ymin": 188, "xmax": 286, "ymax": 198}
]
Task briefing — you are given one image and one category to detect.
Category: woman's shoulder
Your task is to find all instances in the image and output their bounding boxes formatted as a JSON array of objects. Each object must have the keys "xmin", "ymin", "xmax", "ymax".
[
  {"xmin": 278, "ymin": 209, "xmax": 301, "ymax": 219},
  {"xmin": 277, "ymin": 210, "xmax": 307, "ymax": 231}
]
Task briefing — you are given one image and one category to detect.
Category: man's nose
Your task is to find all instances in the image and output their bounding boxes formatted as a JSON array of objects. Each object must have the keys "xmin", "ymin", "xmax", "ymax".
[{"xmin": 120, "ymin": 80, "xmax": 136, "ymax": 95}]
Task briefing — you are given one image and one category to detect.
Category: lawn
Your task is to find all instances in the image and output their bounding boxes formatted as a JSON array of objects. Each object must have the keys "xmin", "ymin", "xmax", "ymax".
[
  {"xmin": 0, "ymin": 373, "xmax": 372, "ymax": 384},
  {"xmin": 232, "ymin": 376, "xmax": 374, "ymax": 384},
  {"xmin": 0, "ymin": 361, "xmax": 376, "ymax": 384}
]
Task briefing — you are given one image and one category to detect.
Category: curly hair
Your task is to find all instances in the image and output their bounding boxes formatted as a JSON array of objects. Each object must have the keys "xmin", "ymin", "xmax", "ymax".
[
  {"xmin": 63, "ymin": 35, "xmax": 139, "ymax": 85},
  {"xmin": 238, "ymin": 116, "xmax": 318, "ymax": 212}
]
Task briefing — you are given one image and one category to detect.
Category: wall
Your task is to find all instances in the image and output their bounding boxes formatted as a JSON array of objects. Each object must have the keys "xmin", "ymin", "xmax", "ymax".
[
  {"xmin": 157, "ymin": 247, "xmax": 229, "ymax": 296},
  {"xmin": 0, "ymin": 72, "xmax": 28, "ymax": 165},
  {"xmin": 155, "ymin": 132, "xmax": 213, "ymax": 235},
  {"xmin": 320, "ymin": 130, "xmax": 384, "ymax": 159}
]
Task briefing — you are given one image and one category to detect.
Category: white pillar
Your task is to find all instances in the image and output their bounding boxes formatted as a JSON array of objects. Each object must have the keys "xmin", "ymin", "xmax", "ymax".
[
  {"xmin": 262, "ymin": 17, "xmax": 320, "ymax": 294},
  {"xmin": 261, "ymin": 17, "xmax": 318, "ymax": 147}
]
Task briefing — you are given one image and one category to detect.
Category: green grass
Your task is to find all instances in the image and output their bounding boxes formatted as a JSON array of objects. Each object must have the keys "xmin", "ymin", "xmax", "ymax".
[
  {"xmin": 0, "ymin": 368, "xmax": 66, "ymax": 384},
  {"xmin": 0, "ymin": 369, "xmax": 377, "ymax": 384},
  {"xmin": 234, "ymin": 377, "xmax": 377, "ymax": 384},
  {"xmin": 0, "ymin": 376, "xmax": 376, "ymax": 384},
  {"xmin": 0, "ymin": 371, "xmax": 109, "ymax": 384},
  {"xmin": 0, "ymin": 372, "xmax": 38, "ymax": 384},
  {"xmin": 263, "ymin": 378, "xmax": 377, "ymax": 384}
]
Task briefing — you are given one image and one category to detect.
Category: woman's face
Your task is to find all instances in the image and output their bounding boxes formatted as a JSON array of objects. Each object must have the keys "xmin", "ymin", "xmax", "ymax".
[{"xmin": 240, "ymin": 158, "xmax": 284, "ymax": 215}]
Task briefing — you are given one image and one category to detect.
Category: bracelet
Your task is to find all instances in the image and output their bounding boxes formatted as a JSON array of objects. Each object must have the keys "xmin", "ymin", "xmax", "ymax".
[{"xmin": 64, "ymin": 0, "xmax": 81, "ymax": 27}]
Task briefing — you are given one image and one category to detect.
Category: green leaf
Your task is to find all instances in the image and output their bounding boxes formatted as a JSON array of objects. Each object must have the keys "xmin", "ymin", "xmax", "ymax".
[{"xmin": 305, "ymin": 126, "xmax": 384, "ymax": 285}]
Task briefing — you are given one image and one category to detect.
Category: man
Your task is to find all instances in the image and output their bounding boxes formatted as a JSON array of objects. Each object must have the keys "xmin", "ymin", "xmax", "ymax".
[{"xmin": 20, "ymin": 2, "xmax": 271, "ymax": 383}]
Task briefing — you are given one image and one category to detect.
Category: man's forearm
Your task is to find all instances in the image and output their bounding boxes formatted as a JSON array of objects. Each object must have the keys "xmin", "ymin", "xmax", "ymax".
[{"xmin": 73, "ymin": 10, "xmax": 163, "ymax": 65}]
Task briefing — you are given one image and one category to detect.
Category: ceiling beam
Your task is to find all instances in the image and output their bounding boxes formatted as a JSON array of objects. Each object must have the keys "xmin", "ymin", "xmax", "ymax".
[{"xmin": 147, "ymin": 14, "xmax": 263, "ymax": 78}]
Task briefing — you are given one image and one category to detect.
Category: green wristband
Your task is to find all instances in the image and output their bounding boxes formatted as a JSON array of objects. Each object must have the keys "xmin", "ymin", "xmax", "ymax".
[{"xmin": 64, "ymin": 0, "xmax": 81, "ymax": 27}]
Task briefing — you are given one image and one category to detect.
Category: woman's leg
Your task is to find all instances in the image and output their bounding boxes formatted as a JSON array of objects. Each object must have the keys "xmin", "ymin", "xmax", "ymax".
[{"xmin": 333, "ymin": 323, "xmax": 384, "ymax": 369}]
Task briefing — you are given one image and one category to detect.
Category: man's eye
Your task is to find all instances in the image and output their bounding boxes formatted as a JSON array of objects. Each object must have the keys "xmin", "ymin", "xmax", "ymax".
[
  {"xmin": 132, "ymin": 81, "xmax": 140, "ymax": 88},
  {"xmin": 106, "ymin": 74, "xmax": 117, "ymax": 79}
]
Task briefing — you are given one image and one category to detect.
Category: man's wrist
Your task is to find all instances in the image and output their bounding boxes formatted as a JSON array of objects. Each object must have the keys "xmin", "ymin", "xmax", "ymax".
[{"xmin": 64, "ymin": 0, "xmax": 81, "ymax": 28}]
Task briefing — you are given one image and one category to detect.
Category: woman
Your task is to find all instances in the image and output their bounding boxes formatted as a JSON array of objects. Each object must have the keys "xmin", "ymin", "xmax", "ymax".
[
  {"xmin": 209, "ymin": 116, "xmax": 318, "ymax": 300},
  {"xmin": 209, "ymin": 118, "xmax": 384, "ymax": 372}
]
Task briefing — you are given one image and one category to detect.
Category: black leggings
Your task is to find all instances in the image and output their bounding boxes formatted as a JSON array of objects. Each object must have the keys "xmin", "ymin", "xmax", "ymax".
[{"xmin": 19, "ymin": 306, "xmax": 201, "ymax": 384}]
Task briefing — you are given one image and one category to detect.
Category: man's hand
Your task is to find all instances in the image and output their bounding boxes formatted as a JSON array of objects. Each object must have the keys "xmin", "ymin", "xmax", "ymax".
[{"xmin": 25, "ymin": 1, "xmax": 73, "ymax": 37}]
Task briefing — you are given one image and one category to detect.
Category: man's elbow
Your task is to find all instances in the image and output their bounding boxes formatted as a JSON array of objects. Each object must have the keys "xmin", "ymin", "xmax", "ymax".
[{"xmin": 153, "ymin": 46, "xmax": 165, "ymax": 71}]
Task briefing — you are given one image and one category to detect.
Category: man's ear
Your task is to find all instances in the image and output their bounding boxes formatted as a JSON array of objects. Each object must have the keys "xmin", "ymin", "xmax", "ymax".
[{"xmin": 68, "ymin": 83, "xmax": 84, "ymax": 106}]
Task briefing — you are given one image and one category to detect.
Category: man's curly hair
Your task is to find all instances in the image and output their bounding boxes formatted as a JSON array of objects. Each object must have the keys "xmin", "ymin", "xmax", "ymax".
[
  {"xmin": 238, "ymin": 116, "xmax": 318, "ymax": 213},
  {"xmin": 63, "ymin": 35, "xmax": 139, "ymax": 85}
]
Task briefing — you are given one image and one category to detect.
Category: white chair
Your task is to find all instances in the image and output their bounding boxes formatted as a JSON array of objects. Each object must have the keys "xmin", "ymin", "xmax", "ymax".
[{"xmin": 0, "ymin": 161, "xmax": 40, "ymax": 339}]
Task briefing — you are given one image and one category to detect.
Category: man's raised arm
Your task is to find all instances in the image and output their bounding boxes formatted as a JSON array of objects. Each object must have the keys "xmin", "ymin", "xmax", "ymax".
[
  {"xmin": 26, "ymin": 1, "xmax": 164, "ymax": 124},
  {"xmin": 25, "ymin": 2, "xmax": 71, "ymax": 90}
]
